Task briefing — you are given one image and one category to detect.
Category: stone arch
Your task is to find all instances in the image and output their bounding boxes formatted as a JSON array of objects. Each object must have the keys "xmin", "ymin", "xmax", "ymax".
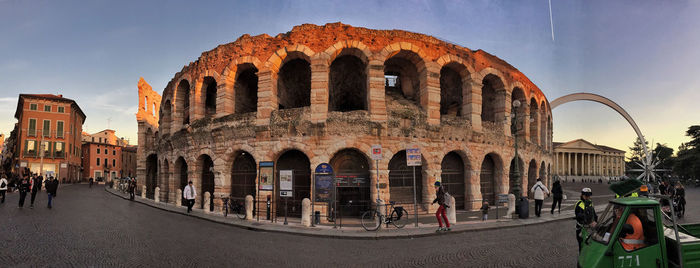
[
  {"xmin": 220, "ymin": 56, "xmax": 263, "ymax": 115},
  {"xmin": 508, "ymin": 156, "xmax": 525, "ymax": 196},
  {"xmin": 480, "ymin": 73, "xmax": 507, "ymax": 123},
  {"xmin": 529, "ymin": 97, "xmax": 539, "ymax": 145},
  {"xmin": 381, "ymin": 42, "xmax": 428, "ymax": 110},
  {"xmin": 527, "ymin": 159, "xmax": 538, "ymax": 199},
  {"xmin": 479, "ymin": 152, "xmax": 503, "ymax": 205},
  {"xmin": 328, "ymin": 47, "xmax": 368, "ymax": 112},
  {"xmin": 197, "ymin": 154, "xmax": 215, "ymax": 211},
  {"xmin": 387, "ymin": 150, "xmax": 424, "ymax": 205},
  {"xmin": 323, "ymin": 41, "xmax": 371, "ymax": 64},
  {"xmin": 276, "ymin": 53, "xmax": 311, "ymax": 110},
  {"xmin": 160, "ymin": 158, "xmax": 170, "ymax": 203},
  {"xmin": 145, "ymin": 154, "xmax": 158, "ymax": 199},
  {"xmin": 175, "ymin": 78, "xmax": 191, "ymax": 126},
  {"xmin": 161, "ymin": 100, "xmax": 172, "ymax": 135},
  {"xmin": 175, "ymin": 156, "xmax": 189, "ymax": 206},
  {"xmin": 198, "ymin": 76, "xmax": 218, "ymax": 118},
  {"xmin": 275, "ymin": 149, "xmax": 311, "ymax": 217},
  {"xmin": 441, "ymin": 151, "xmax": 468, "ymax": 210},
  {"xmin": 540, "ymin": 101, "xmax": 547, "ymax": 146},
  {"xmin": 329, "ymin": 148, "xmax": 371, "ymax": 216},
  {"xmin": 439, "ymin": 62, "xmax": 469, "ymax": 116},
  {"xmin": 230, "ymin": 150, "xmax": 256, "ymax": 201},
  {"xmin": 233, "ymin": 63, "xmax": 259, "ymax": 114},
  {"xmin": 539, "ymin": 160, "xmax": 546, "ymax": 185}
]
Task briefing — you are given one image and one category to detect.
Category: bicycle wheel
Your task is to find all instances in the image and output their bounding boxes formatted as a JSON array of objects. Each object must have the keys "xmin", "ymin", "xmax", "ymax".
[
  {"xmin": 234, "ymin": 204, "xmax": 246, "ymax": 220},
  {"xmin": 391, "ymin": 208, "xmax": 410, "ymax": 229},
  {"xmin": 361, "ymin": 210, "xmax": 381, "ymax": 231}
]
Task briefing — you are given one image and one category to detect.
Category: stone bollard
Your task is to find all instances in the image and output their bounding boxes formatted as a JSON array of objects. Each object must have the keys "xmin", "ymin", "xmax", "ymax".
[
  {"xmin": 141, "ymin": 185, "xmax": 146, "ymax": 198},
  {"xmin": 447, "ymin": 195, "xmax": 456, "ymax": 224},
  {"xmin": 377, "ymin": 199, "xmax": 385, "ymax": 216},
  {"xmin": 204, "ymin": 192, "xmax": 211, "ymax": 213},
  {"xmin": 245, "ymin": 195, "xmax": 254, "ymax": 220},
  {"xmin": 507, "ymin": 194, "xmax": 516, "ymax": 218},
  {"xmin": 113, "ymin": 181, "xmax": 118, "ymax": 190},
  {"xmin": 176, "ymin": 189, "xmax": 182, "ymax": 206},
  {"xmin": 154, "ymin": 187, "xmax": 160, "ymax": 203},
  {"xmin": 301, "ymin": 198, "xmax": 311, "ymax": 227}
]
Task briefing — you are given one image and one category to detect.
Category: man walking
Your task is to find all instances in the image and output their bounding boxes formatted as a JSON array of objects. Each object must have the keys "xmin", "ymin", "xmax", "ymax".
[
  {"xmin": 30, "ymin": 175, "xmax": 43, "ymax": 208},
  {"xmin": 0, "ymin": 175, "xmax": 8, "ymax": 203},
  {"xmin": 46, "ymin": 176, "xmax": 58, "ymax": 209},
  {"xmin": 530, "ymin": 178, "xmax": 550, "ymax": 217},
  {"xmin": 183, "ymin": 181, "xmax": 196, "ymax": 213},
  {"xmin": 18, "ymin": 175, "xmax": 31, "ymax": 208},
  {"xmin": 128, "ymin": 178, "xmax": 136, "ymax": 200}
]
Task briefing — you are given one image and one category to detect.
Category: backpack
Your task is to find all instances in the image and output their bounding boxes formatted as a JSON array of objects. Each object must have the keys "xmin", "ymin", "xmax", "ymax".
[
  {"xmin": 444, "ymin": 191, "xmax": 453, "ymax": 207},
  {"xmin": 1, "ymin": 181, "xmax": 5, "ymax": 188}
]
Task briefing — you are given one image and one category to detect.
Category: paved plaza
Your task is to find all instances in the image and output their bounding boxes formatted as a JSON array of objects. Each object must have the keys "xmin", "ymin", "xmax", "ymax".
[{"xmin": 1, "ymin": 183, "xmax": 697, "ymax": 267}]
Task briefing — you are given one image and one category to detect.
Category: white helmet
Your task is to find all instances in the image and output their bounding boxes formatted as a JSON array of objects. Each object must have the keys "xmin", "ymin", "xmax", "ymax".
[{"xmin": 581, "ymin": 188, "xmax": 592, "ymax": 196}]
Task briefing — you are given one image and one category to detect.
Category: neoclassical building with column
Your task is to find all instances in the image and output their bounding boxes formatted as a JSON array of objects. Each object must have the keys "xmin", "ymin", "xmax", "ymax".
[
  {"xmin": 552, "ymin": 139, "xmax": 626, "ymax": 181},
  {"xmin": 135, "ymin": 23, "xmax": 554, "ymax": 219}
]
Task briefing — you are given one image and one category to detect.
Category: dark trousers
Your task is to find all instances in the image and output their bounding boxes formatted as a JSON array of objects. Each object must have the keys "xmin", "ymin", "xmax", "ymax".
[
  {"xmin": 551, "ymin": 197, "xmax": 562, "ymax": 213},
  {"xmin": 0, "ymin": 190, "xmax": 5, "ymax": 203},
  {"xmin": 576, "ymin": 228, "xmax": 583, "ymax": 252},
  {"xmin": 47, "ymin": 193, "xmax": 54, "ymax": 208},
  {"xmin": 30, "ymin": 190, "xmax": 39, "ymax": 205},
  {"xmin": 19, "ymin": 191, "xmax": 27, "ymax": 207},
  {"xmin": 534, "ymin": 199, "xmax": 543, "ymax": 217},
  {"xmin": 186, "ymin": 199, "xmax": 195, "ymax": 212},
  {"xmin": 129, "ymin": 191, "xmax": 135, "ymax": 200}
]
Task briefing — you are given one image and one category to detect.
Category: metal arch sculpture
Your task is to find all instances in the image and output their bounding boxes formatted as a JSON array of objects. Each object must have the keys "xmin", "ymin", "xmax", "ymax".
[{"xmin": 550, "ymin": 93, "xmax": 654, "ymax": 182}]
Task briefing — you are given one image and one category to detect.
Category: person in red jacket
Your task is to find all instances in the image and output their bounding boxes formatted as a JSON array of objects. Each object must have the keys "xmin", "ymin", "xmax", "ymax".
[{"xmin": 432, "ymin": 181, "xmax": 451, "ymax": 232}]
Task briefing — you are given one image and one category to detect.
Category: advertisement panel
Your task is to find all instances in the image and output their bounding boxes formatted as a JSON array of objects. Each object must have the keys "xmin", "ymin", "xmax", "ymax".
[
  {"xmin": 258, "ymin": 161, "xmax": 274, "ymax": 191},
  {"xmin": 279, "ymin": 170, "xmax": 293, "ymax": 197}
]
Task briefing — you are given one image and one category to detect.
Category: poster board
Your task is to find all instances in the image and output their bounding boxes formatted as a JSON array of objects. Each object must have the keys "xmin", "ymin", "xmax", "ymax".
[{"xmin": 258, "ymin": 161, "xmax": 274, "ymax": 191}]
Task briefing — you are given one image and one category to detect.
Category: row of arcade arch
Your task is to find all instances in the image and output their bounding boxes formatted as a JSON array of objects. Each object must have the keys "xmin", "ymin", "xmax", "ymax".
[{"xmin": 144, "ymin": 149, "xmax": 551, "ymax": 215}]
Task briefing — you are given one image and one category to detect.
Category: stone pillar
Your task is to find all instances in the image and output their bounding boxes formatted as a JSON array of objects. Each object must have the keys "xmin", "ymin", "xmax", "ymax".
[
  {"xmin": 507, "ymin": 194, "xmax": 516, "ymax": 218},
  {"xmin": 216, "ymin": 81, "xmax": 233, "ymax": 117},
  {"xmin": 425, "ymin": 63, "xmax": 441, "ymax": 126},
  {"xmin": 310, "ymin": 57, "xmax": 329, "ymax": 123},
  {"xmin": 245, "ymin": 195, "xmax": 254, "ymax": 220},
  {"xmin": 191, "ymin": 78, "xmax": 204, "ymax": 121},
  {"xmin": 176, "ymin": 189, "xmax": 182, "ymax": 206},
  {"xmin": 256, "ymin": 69, "xmax": 275, "ymax": 126},
  {"xmin": 204, "ymin": 191, "xmax": 211, "ymax": 213},
  {"xmin": 567, "ymin": 152, "xmax": 571, "ymax": 176},
  {"xmin": 155, "ymin": 187, "xmax": 160, "ymax": 203},
  {"xmin": 301, "ymin": 198, "xmax": 311, "ymax": 227},
  {"xmin": 574, "ymin": 153, "xmax": 578, "ymax": 176},
  {"xmin": 141, "ymin": 185, "xmax": 146, "ymax": 198},
  {"xmin": 368, "ymin": 60, "xmax": 387, "ymax": 123},
  {"xmin": 465, "ymin": 80, "xmax": 483, "ymax": 132},
  {"xmin": 447, "ymin": 195, "xmax": 456, "ymax": 224}
]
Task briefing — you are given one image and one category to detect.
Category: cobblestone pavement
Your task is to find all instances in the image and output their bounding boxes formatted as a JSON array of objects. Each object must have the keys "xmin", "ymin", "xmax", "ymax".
[{"xmin": 1, "ymin": 183, "xmax": 697, "ymax": 267}]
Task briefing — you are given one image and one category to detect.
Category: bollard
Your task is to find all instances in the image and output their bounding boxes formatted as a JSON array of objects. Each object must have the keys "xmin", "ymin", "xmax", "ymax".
[
  {"xmin": 245, "ymin": 195, "xmax": 254, "ymax": 220},
  {"xmin": 447, "ymin": 195, "xmax": 457, "ymax": 224},
  {"xmin": 301, "ymin": 198, "xmax": 311, "ymax": 227},
  {"xmin": 154, "ymin": 187, "xmax": 160, "ymax": 203},
  {"xmin": 113, "ymin": 181, "xmax": 118, "ymax": 190},
  {"xmin": 507, "ymin": 194, "xmax": 516, "ymax": 218},
  {"xmin": 204, "ymin": 192, "xmax": 211, "ymax": 213},
  {"xmin": 176, "ymin": 189, "xmax": 182, "ymax": 206},
  {"xmin": 141, "ymin": 185, "xmax": 146, "ymax": 198}
]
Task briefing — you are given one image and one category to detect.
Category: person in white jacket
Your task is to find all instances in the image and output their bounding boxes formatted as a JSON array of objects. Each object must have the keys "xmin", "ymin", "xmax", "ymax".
[
  {"xmin": 0, "ymin": 174, "xmax": 8, "ymax": 203},
  {"xmin": 530, "ymin": 178, "xmax": 550, "ymax": 217},
  {"xmin": 183, "ymin": 181, "xmax": 197, "ymax": 213}
]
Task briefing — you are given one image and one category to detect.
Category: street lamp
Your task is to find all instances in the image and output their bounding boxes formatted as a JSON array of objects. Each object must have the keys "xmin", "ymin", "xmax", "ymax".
[{"xmin": 509, "ymin": 100, "xmax": 522, "ymax": 199}]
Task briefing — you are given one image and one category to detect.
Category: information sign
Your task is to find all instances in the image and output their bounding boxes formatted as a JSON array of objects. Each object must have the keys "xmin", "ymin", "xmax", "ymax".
[
  {"xmin": 279, "ymin": 170, "xmax": 293, "ymax": 197},
  {"xmin": 314, "ymin": 163, "xmax": 334, "ymax": 202},
  {"xmin": 258, "ymin": 161, "xmax": 274, "ymax": 191},
  {"xmin": 406, "ymin": 144, "xmax": 422, "ymax": 166},
  {"xmin": 370, "ymin": 145, "xmax": 382, "ymax": 160}
]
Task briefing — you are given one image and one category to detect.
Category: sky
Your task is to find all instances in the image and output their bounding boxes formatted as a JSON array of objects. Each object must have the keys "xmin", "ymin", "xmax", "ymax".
[{"xmin": 1, "ymin": 0, "xmax": 698, "ymax": 156}]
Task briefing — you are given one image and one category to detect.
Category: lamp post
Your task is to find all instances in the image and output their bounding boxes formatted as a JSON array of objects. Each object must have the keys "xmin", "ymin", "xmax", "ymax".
[{"xmin": 509, "ymin": 100, "xmax": 522, "ymax": 199}]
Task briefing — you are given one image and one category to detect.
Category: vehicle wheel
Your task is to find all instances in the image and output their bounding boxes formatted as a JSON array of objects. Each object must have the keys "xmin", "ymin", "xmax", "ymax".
[
  {"xmin": 361, "ymin": 210, "xmax": 381, "ymax": 231},
  {"xmin": 391, "ymin": 208, "xmax": 409, "ymax": 229}
]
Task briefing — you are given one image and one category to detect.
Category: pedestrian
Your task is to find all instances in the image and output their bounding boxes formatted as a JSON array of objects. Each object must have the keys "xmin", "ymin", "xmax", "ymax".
[
  {"xmin": 550, "ymin": 180, "xmax": 563, "ymax": 214},
  {"xmin": 673, "ymin": 183, "xmax": 686, "ymax": 218},
  {"xmin": 18, "ymin": 175, "xmax": 31, "ymax": 208},
  {"xmin": 530, "ymin": 178, "xmax": 550, "ymax": 217},
  {"xmin": 480, "ymin": 201, "xmax": 489, "ymax": 221},
  {"xmin": 575, "ymin": 188, "xmax": 598, "ymax": 252},
  {"xmin": 128, "ymin": 178, "xmax": 136, "ymax": 200},
  {"xmin": 659, "ymin": 180, "xmax": 668, "ymax": 195},
  {"xmin": 432, "ymin": 181, "xmax": 451, "ymax": 232},
  {"xmin": 46, "ymin": 176, "xmax": 58, "ymax": 209},
  {"xmin": 0, "ymin": 174, "xmax": 8, "ymax": 204},
  {"xmin": 183, "ymin": 181, "xmax": 197, "ymax": 213},
  {"xmin": 30, "ymin": 175, "xmax": 43, "ymax": 208},
  {"xmin": 89, "ymin": 177, "xmax": 94, "ymax": 188}
]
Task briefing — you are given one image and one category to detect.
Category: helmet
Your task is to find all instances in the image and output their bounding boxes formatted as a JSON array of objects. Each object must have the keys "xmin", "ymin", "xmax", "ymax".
[
  {"xmin": 434, "ymin": 181, "xmax": 441, "ymax": 187},
  {"xmin": 581, "ymin": 188, "xmax": 592, "ymax": 196},
  {"xmin": 640, "ymin": 185, "xmax": 649, "ymax": 192}
]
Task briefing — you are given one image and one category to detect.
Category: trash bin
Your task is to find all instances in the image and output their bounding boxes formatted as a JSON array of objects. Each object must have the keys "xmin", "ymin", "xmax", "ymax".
[
  {"xmin": 518, "ymin": 197, "xmax": 529, "ymax": 219},
  {"xmin": 314, "ymin": 211, "xmax": 321, "ymax": 225}
]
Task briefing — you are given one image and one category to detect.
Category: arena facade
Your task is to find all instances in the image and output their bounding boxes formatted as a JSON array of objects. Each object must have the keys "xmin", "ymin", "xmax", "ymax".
[{"xmin": 135, "ymin": 23, "xmax": 553, "ymax": 219}]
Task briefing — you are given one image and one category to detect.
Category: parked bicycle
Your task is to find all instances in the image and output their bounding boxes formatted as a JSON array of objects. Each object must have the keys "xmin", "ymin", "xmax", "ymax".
[
  {"xmin": 361, "ymin": 199, "xmax": 410, "ymax": 231},
  {"xmin": 221, "ymin": 196, "xmax": 247, "ymax": 219}
]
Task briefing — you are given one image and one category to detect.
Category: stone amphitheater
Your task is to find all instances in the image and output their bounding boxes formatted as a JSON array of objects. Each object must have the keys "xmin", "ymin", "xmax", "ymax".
[{"xmin": 135, "ymin": 23, "xmax": 553, "ymax": 220}]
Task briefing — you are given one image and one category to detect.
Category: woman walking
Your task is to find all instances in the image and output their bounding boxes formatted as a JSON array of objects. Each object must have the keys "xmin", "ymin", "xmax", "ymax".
[
  {"xmin": 432, "ymin": 181, "xmax": 451, "ymax": 232},
  {"xmin": 551, "ymin": 180, "xmax": 563, "ymax": 214}
]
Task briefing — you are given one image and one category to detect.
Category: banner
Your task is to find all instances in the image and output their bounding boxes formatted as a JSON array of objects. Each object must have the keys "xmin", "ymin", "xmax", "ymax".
[
  {"xmin": 280, "ymin": 170, "xmax": 293, "ymax": 197},
  {"xmin": 258, "ymin": 161, "xmax": 274, "ymax": 191}
]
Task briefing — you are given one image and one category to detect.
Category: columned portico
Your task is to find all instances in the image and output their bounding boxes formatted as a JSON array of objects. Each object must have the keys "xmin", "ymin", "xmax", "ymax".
[{"xmin": 553, "ymin": 139, "xmax": 625, "ymax": 181}]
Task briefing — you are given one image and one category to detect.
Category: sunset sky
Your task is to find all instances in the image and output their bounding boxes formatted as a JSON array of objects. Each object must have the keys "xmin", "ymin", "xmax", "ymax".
[{"xmin": 1, "ymin": 0, "xmax": 698, "ymax": 156}]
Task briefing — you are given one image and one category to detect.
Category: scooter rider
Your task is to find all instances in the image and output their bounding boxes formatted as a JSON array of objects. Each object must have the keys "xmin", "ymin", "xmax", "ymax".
[{"xmin": 575, "ymin": 188, "xmax": 598, "ymax": 252}]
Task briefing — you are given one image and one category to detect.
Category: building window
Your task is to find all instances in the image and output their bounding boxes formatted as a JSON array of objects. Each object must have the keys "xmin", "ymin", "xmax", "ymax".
[
  {"xmin": 28, "ymin": 118, "xmax": 37, "ymax": 136},
  {"xmin": 30, "ymin": 103, "xmax": 37, "ymax": 110},
  {"xmin": 54, "ymin": 142, "xmax": 65, "ymax": 158},
  {"xmin": 112, "ymin": 159, "xmax": 116, "ymax": 167},
  {"xmin": 43, "ymin": 120, "xmax": 51, "ymax": 137},
  {"xmin": 113, "ymin": 150, "xmax": 116, "ymax": 156},
  {"xmin": 56, "ymin": 121, "xmax": 64, "ymax": 138},
  {"xmin": 97, "ymin": 158, "xmax": 100, "ymax": 166},
  {"xmin": 99, "ymin": 137, "xmax": 102, "ymax": 143},
  {"xmin": 91, "ymin": 137, "xmax": 94, "ymax": 142},
  {"xmin": 44, "ymin": 105, "xmax": 51, "ymax": 112},
  {"xmin": 42, "ymin": 141, "xmax": 51, "ymax": 157},
  {"xmin": 58, "ymin": 106, "xmax": 65, "ymax": 113},
  {"xmin": 104, "ymin": 149, "xmax": 108, "ymax": 154},
  {"xmin": 104, "ymin": 158, "xmax": 107, "ymax": 167},
  {"xmin": 96, "ymin": 148, "xmax": 100, "ymax": 154},
  {"xmin": 25, "ymin": 140, "xmax": 37, "ymax": 157}
]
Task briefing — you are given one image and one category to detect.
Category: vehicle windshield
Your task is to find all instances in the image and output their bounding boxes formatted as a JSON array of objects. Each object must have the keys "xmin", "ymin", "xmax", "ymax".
[{"xmin": 591, "ymin": 203, "xmax": 619, "ymax": 245}]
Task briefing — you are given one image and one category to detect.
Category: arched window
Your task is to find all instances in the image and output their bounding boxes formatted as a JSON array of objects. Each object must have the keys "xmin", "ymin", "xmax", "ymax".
[
  {"xmin": 529, "ymin": 98, "xmax": 539, "ymax": 144},
  {"xmin": 384, "ymin": 50, "xmax": 423, "ymax": 107},
  {"xmin": 176, "ymin": 80, "xmax": 191, "ymax": 126},
  {"xmin": 329, "ymin": 53, "xmax": 367, "ymax": 112},
  {"xmin": 440, "ymin": 63, "xmax": 466, "ymax": 116},
  {"xmin": 202, "ymin": 77, "xmax": 217, "ymax": 117},
  {"xmin": 234, "ymin": 64, "xmax": 258, "ymax": 114},
  {"xmin": 277, "ymin": 57, "xmax": 311, "ymax": 109}
]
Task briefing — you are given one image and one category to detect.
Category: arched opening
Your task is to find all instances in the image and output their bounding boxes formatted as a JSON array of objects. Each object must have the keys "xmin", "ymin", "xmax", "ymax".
[
  {"xmin": 509, "ymin": 156, "xmax": 525, "ymax": 196},
  {"xmin": 329, "ymin": 54, "xmax": 367, "ymax": 112},
  {"xmin": 161, "ymin": 160, "xmax": 170, "ymax": 203},
  {"xmin": 480, "ymin": 154, "xmax": 498, "ymax": 205},
  {"xmin": 529, "ymin": 98, "xmax": 539, "ymax": 144},
  {"xmin": 145, "ymin": 154, "xmax": 158, "ymax": 199},
  {"xmin": 275, "ymin": 150, "xmax": 311, "ymax": 217},
  {"xmin": 527, "ymin": 159, "xmax": 538, "ymax": 199},
  {"xmin": 144, "ymin": 96, "xmax": 148, "ymax": 111},
  {"xmin": 202, "ymin": 77, "xmax": 217, "ymax": 117},
  {"xmin": 384, "ymin": 50, "xmax": 423, "ymax": 108},
  {"xmin": 440, "ymin": 63, "xmax": 465, "ymax": 116},
  {"xmin": 441, "ymin": 151, "xmax": 466, "ymax": 210},
  {"xmin": 481, "ymin": 74, "xmax": 505, "ymax": 123},
  {"xmin": 161, "ymin": 100, "xmax": 172, "ymax": 134},
  {"xmin": 176, "ymin": 80, "xmax": 191, "ymax": 126},
  {"xmin": 175, "ymin": 157, "xmax": 188, "ymax": 206},
  {"xmin": 540, "ymin": 102, "xmax": 547, "ymax": 146},
  {"xmin": 144, "ymin": 128, "xmax": 153, "ymax": 150},
  {"xmin": 277, "ymin": 57, "xmax": 311, "ymax": 109},
  {"xmin": 388, "ymin": 150, "xmax": 423, "ymax": 205},
  {"xmin": 230, "ymin": 151, "xmax": 256, "ymax": 203},
  {"xmin": 152, "ymin": 103, "xmax": 157, "ymax": 117},
  {"xmin": 547, "ymin": 164, "xmax": 551, "ymax": 186},
  {"xmin": 511, "ymin": 87, "xmax": 527, "ymax": 138},
  {"xmin": 198, "ymin": 154, "xmax": 215, "ymax": 211},
  {"xmin": 234, "ymin": 64, "xmax": 258, "ymax": 114},
  {"xmin": 330, "ymin": 148, "xmax": 370, "ymax": 216},
  {"xmin": 540, "ymin": 161, "xmax": 546, "ymax": 186}
]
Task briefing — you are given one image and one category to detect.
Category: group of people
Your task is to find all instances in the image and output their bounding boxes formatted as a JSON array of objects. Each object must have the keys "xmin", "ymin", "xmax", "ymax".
[{"xmin": 0, "ymin": 173, "xmax": 59, "ymax": 209}]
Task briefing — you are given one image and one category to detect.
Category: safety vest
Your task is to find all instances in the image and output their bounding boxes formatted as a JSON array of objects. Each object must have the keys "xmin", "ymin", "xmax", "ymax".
[
  {"xmin": 615, "ymin": 192, "xmax": 639, "ymax": 198},
  {"xmin": 620, "ymin": 213, "xmax": 645, "ymax": 251},
  {"xmin": 576, "ymin": 200, "xmax": 595, "ymax": 228}
]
